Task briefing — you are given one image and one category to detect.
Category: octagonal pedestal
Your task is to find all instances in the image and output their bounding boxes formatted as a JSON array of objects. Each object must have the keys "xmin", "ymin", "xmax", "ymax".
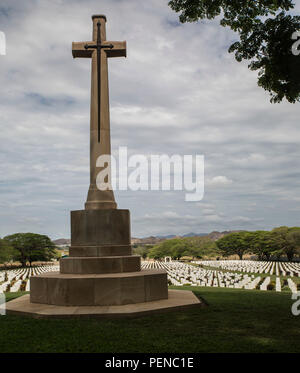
[
  {"xmin": 29, "ymin": 209, "xmax": 170, "ymax": 309},
  {"xmin": 30, "ymin": 270, "xmax": 168, "ymax": 306}
]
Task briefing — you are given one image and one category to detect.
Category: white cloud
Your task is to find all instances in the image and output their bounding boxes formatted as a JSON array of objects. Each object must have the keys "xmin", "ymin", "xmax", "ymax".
[
  {"xmin": 202, "ymin": 208, "xmax": 215, "ymax": 215},
  {"xmin": 0, "ymin": 0, "xmax": 299, "ymax": 238},
  {"xmin": 234, "ymin": 153, "xmax": 266, "ymax": 166},
  {"xmin": 162, "ymin": 211, "xmax": 180, "ymax": 219},
  {"xmin": 206, "ymin": 176, "xmax": 233, "ymax": 187},
  {"xmin": 204, "ymin": 214, "xmax": 223, "ymax": 223}
]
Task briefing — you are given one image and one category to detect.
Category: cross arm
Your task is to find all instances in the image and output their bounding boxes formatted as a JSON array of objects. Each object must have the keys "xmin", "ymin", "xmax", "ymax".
[
  {"xmin": 106, "ymin": 41, "xmax": 127, "ymax": 58},
  {"xmin": 72, "ymin": 42, "xmax": 93, "ymax": 58}
]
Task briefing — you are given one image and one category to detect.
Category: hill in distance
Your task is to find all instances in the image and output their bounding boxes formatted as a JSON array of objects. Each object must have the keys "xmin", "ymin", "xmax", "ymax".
[
  {"xmin": 53, "ymin": 231, "xmax": 243, "ymax": 246},
  {"xmin": 131, "ymin": 231, "xmax": 243, "ymax": 244},
  {"xmin": 53, "ymin": 238, "xmax": 71, "ymax": 246}
]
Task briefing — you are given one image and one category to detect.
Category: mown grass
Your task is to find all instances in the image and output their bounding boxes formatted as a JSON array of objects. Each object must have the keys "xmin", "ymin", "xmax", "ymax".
[{"xmin": 0, "ymin": 287, "xmax": 299, "ymax": 353}]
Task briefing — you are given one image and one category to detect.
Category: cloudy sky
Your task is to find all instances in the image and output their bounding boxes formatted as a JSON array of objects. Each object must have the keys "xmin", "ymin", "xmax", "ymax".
[{"xmin": 0, "ymin": 0, "xmax": 300, "ymax": 239}]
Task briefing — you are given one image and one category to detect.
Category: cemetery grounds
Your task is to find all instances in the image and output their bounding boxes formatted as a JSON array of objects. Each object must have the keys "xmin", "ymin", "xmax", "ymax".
[{"xmin": 0, "ymin": 260, "xmax": 299, "ymax": 353}]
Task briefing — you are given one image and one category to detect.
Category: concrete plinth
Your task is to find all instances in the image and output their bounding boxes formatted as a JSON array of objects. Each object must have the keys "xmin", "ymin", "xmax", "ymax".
[
  {"xmin": 69, "ymin": 245, "xmax": 132, "ymax": 257},
  {"xmin": 6, "ymin": 290, "xmax": 203, "ymax": 319},
  {"xmin": 60, "ymin": 255, "xmax": 141, "ymax": 274},
  {"xmin": 30, "ymin": 270, "xmax": 168, "ymax": 306},
  {"xmin": 30, "ymin": 209, "xmax": 170, "ymax": 311},
  {"xmin": 71, "ymin": 209, "xmax": 130, "ymax": 247}
]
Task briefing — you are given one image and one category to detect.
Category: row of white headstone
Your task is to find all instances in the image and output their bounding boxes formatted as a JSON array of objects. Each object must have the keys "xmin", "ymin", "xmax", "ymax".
[
  {"xmin": 142, "ymin": 261, "xmax": 299, "ymax": 293},
  {"xmin": 192, "ymin": 260, "xmax": 300, "ymax": 277},
  {"xmin": 0, "ymin": 265, "xmax": 59, "ymax": 293},
  {"xmin": 1, "ymin": 261, "xmax": 298, "ymax": 294}
]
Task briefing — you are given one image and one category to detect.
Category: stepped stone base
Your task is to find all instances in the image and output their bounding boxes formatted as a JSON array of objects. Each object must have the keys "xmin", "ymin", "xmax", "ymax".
[
  {"xmin": 27, "ymin": 208, "xmax": 171, "ymax": 315},
  {"xmin": 60, "ymin": 255, "xmax": 141, "ymax": 274},
  {"xmin": 69, "ymin": 245, "xmax": 132, "ymax": 257},
  {"xmin": 30, "ymin": 270, "xmax": 168, "ymax": 306},
  {"xmin": 5, "ymin": 290, "xmax": 203, "ymax": 319}
]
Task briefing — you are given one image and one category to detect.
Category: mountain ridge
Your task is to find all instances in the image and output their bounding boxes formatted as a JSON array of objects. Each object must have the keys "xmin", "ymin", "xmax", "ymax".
[{"xmin": 53, "ymin": 230, "xmax": 243, "ymax": 246}]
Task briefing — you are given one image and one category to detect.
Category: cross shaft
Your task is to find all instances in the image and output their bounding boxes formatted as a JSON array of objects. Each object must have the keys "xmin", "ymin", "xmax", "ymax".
[
  {"xmin": 72, "ymin": 15, "xmax": 126, "ymax": 210},
  {"xmin": 84, "ymin": 21, "xmax": 114, "ymax": 143}
]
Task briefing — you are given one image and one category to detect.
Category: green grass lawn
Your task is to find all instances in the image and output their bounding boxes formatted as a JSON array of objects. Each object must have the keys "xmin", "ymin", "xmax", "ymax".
[{"xmin": 0, "ymin": 286, "xmax": 299, "ymax": 353}]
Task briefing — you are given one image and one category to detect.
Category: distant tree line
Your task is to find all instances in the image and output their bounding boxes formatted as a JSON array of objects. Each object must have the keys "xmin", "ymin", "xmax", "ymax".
[
  {"xmin": 139, "ymin": 226, "xmax": 300, "ymax": 262},
  {"xmin": 216, "ymin": 227, "xmax": 300, "ymax": 261},
  {"xmin": 145, "ymin": 236, "xmax": 219, "ymax": 261},
  {"xmin": 0, "ymin": 233, "xmax": 58, "ymax": 267}
]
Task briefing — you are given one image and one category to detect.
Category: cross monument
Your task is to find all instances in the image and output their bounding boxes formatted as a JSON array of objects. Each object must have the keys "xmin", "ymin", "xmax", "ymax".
[
  {"xmin": 72, "ymin": 15, "xmax": 126, "ymax": 210},
  {"xmin": 5, "ymin": 15, "xmax": 201, "ymax": 318}
]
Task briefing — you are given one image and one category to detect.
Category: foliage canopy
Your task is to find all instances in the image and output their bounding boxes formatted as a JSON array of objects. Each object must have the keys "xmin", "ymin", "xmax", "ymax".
[
  {"xmin": 169, "ymin": 0, "xmax": 300, "ymax": 103},
  {"xmin": 4, "ymin": 233, "xmax": 57, "ymax": 266}
]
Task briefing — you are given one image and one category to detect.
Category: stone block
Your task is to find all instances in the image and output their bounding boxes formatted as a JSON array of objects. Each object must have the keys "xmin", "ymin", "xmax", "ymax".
[
  {"xmin": 71, "ymin": 209, "xmax": 130, "ymax": 247},
  {"xmin": 30, "ymin": 276, "xmax": 48, "ymax": 304},
  {"xmin": 69, "ymin": 245, "xmax": 132, "ymax": 257},
  {"xmin": 120, "ymin": 275, "xmax": 145, "ymax": 304},
  {"xmin": 94, "ymin": 277, "xmax": 121, "ymax": 305},
  {"xmin": 145, "ymin": 273, "xmax": 168, "ymax": 302},
  {"xmin": 67, "ymin": 278, "xmax": 94, "ymax": 306},
  {"xmin": 122, "ymin": 256, "xmax": 141, "ymax": 272},
  {"xmin": 60, "ymin": 257, "xmax": 74, "ymax": 273},
  {"xmin": 69, "ymin": 246, "xmax": 98, "ymax": 257},
  {"xmin": 60, "ymin": 256, "xmax": 140, "ymax": 274},
  {"xmin": 6, "ymin": 290, "xmax": 203, "ymax": 319},
  {"xmin": 30, "ymin": 270, "xmax": 168, "ymax": 307},
  {"xmin": 47, "ymin": 277, "xmax": 68, "ymax": 306}
]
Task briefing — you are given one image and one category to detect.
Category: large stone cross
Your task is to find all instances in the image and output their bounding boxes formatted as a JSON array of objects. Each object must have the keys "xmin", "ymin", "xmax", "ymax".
[{"xmin": 72, "ymin": 15, "xmax": 126, "ymax": 210}]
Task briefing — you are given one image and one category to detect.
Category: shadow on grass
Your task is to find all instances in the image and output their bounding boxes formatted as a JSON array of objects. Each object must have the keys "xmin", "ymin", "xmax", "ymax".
[{"xmin": 0, "ymin": 287, "xmax": 299, "ymax": 353}]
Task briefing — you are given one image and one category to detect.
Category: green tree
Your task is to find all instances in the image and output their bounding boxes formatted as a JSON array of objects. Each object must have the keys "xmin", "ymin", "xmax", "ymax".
[
  {"xmin": 149, "ymin": 239, "xmax": 181, "ymax": 260},
  {"xmin": 286, "ymin": 229, "xmax": 300, "ymax": 259},
  {"xmin": 169, "ymin": 0, "xmax": 300, "ymax": 103},
  {"xmin": 133, "ymin": 246, "xmax": 149, "ymax": 259},
  {"xmin": 216, "ymin": 231, "xmax": 251, "ymax": 260},
  {"xmin": 149, "ymin": 236, "xmax": 219, "ymax": 260},
  {"xmin": 172, "ymin": 240, "xmax": 190, "ymax": 260},
  {"xmin": 249, "ymin": 230, "xmax": 274, "ymax": 260},
  {"xmin": 184, "ymin": 236, "xmax": 218, "ymax": 258},
  {"xmin": 271, "ymin": 248, "xmax": 285, "ymax": 261},
  {"xmin": 271, "ymin": 226, "xmax": 300, "ymax": 261},
  {"xmin": 0, "ymin": 238, "xmax": 17, "ymax": 265},
  {"xmin": 4, "ymin": 233, "xmax": 56, "ymax": 267}
]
